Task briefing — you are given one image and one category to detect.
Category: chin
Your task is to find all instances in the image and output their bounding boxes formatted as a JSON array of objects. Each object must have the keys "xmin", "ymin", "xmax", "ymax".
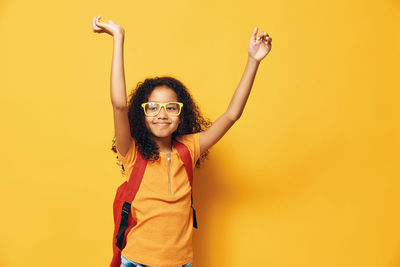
[{"xmin": 150, "ymin": 129, "xmax": 177, "ymax": 138}]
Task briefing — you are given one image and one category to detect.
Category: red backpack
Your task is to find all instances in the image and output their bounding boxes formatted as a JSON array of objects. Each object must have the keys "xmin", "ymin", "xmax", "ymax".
[{"xmin": 110, "ymin": 139, "xmax": 198, "ymax": 267}]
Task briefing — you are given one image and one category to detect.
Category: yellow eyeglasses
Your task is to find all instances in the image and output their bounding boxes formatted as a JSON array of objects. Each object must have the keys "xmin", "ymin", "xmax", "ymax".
[{"xmin": 141, "ymin": 102, "xmax": 183, "ymax": 117}]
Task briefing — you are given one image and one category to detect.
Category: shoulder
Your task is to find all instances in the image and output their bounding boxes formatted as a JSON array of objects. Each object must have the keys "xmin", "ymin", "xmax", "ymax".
[
  {"xmin": 176, "ymin": 132, "xmax": 201, "ymax": 143},
  {"xmin": 116, "ymin": 138, "xmax": 138, "ymax": 168},
  {"xmin": 175, "ymin": 132, "xmax": 201, "ymax": 150},
  {"xmin": 175, "ymin": 132, "xmax": 202, "ymax": 165}
]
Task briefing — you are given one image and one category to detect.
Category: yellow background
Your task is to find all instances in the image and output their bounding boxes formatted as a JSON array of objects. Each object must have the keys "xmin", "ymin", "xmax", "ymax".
[{"xmin": 1, "ymin": 0, "xmax": 399, "ymax": 266}]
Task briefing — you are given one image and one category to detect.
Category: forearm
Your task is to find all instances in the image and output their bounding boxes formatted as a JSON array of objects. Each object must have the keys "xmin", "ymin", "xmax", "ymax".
[
  {"xmin": 110, "ymin": 34, "xmax": 128, "ymax": 109},
  {"xmin": 226, "ymin": 56, "xmax": 260, "ymax": 120}
]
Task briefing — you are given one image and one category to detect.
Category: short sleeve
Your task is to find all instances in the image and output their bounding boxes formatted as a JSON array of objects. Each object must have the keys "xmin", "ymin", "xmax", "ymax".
[
  {"xmin": 175, "ymin": 132, "xmax": 201, "ymax": 167},
  {"xmin": 116, "ymin": 138, "xmax": 137, "ymax": 169}
]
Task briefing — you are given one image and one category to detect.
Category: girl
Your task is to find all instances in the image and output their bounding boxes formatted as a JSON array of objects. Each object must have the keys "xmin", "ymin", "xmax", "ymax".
[{"xmin": 92, "ymin": 15, "xmax": 272, "ymax": 267}]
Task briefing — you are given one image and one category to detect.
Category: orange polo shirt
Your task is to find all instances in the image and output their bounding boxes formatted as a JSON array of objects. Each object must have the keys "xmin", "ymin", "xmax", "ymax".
[{"xmin": 116, "ymin": 132, "xmax": 201, "ymax": 267}]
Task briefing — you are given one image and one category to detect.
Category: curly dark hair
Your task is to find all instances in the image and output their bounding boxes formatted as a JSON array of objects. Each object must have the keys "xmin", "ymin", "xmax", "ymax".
[{"xmin": 111, "ymin": 75, "xmax": 213, "ymax": 177}]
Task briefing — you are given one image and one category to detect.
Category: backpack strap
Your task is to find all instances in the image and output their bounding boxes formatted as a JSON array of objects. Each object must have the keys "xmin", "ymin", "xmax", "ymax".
[
  {"xmin": 124, "ymin": 150, "xmax": 147, "ymax": 202},
  {"xmin": 172, "ymin": 139, "xmax": 198, "ymax": 228},
  {"xmin": 115, "ymin": 150, "xmax": 147, "ymax": 249}
]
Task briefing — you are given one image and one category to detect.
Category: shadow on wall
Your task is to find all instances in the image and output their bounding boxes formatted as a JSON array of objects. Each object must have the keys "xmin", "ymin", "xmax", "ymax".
[
  {"xmin": 192, "ymin": 140, "xmax": 327, "ymax": 266},
  {"xmin": 192, "ymin": 148, "xmax": 232, "ymax": 267}
]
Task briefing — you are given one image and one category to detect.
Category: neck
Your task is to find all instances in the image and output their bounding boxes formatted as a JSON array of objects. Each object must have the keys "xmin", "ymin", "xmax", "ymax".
[{"xmin": 152, "ymin": 135, "xmax": 173, "ymax": 153}]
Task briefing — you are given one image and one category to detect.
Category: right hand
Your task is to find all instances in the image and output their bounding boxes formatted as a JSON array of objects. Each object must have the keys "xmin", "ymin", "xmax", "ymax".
[{"xmin": 92, "ymin": 15, "xmax": 125, "ymax": 37}]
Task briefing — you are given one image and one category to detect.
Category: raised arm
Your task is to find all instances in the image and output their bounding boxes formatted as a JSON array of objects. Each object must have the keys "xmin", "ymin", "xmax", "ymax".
[
  {"xmin": 199, "ymin": 26, "xmax": 272, "ymax": 155},
  {"xmin": 92, "ymin": 16, "xmax": 133, "ymax": 156}
]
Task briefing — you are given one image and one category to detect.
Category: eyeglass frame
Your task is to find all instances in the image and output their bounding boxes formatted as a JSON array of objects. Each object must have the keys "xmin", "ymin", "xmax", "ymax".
[{"xmin": 141, "ymin": 101, "xmax": 184, "ymax": 117}]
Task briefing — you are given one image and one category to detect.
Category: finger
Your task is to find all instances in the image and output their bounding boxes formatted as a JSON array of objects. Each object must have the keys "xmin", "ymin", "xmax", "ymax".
[
  {"xmin": 261, "ymin": 33, "xmax": 271, "ymax": 41},
  {"xmin": 256, "ymin": 31, "xmax": 264, "ymax": 41},
  {"xmin": 251, "ymin": 26, "xmax": 258, "ymax": 41},
  {"xmin": 95, "ymin": 16, "xmax": 104, "ymax": 26},
  {"xmin": 93, "ymin": 16, "xmax": 100, "ymax": 28},
  {"xmin": 94, "ymin": 18, "xmax": 105, "ymax": 32},
  {"xmin": 96, "ymin": 16, "xmax": 102, "ymax": 25},
  {"xmin": 263, "ymin": 39, "xmax": 271, "ymax": 45},
  {"xmin": 93, "ymin": 17, "xmax": 101, "ymax": 31}
]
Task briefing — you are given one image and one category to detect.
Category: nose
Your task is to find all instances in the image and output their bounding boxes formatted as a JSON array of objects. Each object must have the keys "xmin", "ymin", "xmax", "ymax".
[{"xmin": 157, "ymin": 106, "xmax": 168, "ymax": 117}]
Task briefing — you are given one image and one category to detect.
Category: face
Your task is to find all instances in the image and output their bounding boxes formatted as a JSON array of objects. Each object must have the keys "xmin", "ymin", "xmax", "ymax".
[{"xmin": 143, "ymin": 86, "xmax": 181, "ymax": 139}]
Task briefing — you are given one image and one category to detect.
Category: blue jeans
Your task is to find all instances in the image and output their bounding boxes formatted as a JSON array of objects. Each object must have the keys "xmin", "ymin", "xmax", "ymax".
[{"xmin": 121, "ymin": 255, "xmax": 193, "ymax": 267}]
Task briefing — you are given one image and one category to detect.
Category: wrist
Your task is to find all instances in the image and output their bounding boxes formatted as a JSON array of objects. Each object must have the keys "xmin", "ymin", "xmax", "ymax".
[
  {"xmin": 113, "ymin": 32, "xmax": 125, "ymax": 40},
  {"xmin": 247, "ymin": 56, "xmax": 260, "ymax": 65}
]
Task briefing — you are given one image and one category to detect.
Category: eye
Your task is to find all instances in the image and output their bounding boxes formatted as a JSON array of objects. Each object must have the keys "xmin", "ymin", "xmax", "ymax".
[{"xmin": 146, "ymin": 103, "xmax": 159, "ymax": 110}]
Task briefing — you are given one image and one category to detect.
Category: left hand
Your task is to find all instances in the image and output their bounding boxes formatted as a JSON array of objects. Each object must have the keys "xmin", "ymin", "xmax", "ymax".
[{"xmin": 248, "ymin": 26, "xmax": 272, "ymax": 62}]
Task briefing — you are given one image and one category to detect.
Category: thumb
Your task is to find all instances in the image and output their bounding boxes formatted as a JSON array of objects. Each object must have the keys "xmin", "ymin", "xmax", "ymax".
[{"xmin": 109, "ymin": 20, "xmax": 115, "ymax": 24}]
